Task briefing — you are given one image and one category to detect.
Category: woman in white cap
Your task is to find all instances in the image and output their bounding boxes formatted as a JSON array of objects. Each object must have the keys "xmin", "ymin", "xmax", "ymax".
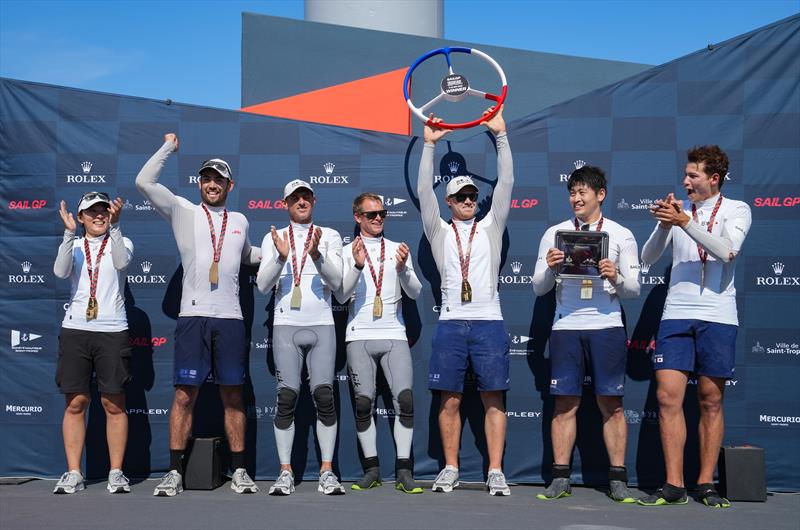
[{"xmin": 52, "ymin": 192, "xmax": 133, "ymax": 494}]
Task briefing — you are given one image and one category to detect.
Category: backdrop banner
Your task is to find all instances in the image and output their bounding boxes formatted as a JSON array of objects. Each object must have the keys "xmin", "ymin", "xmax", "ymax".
[{"xmin": 1, "ymin": 15, "xmax": 798, "ymax": 489}]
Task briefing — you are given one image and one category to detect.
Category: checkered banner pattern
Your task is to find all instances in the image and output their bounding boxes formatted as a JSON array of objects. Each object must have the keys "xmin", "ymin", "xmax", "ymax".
[{"xmin": 1, "ymin": 15, "xmax": 798, "ymax": 488}]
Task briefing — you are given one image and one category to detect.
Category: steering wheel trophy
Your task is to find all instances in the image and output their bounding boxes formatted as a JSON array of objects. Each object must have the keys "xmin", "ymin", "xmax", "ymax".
[{"xmin": 404, "ymin": 46, "xmax": 508, "ymax": 130}]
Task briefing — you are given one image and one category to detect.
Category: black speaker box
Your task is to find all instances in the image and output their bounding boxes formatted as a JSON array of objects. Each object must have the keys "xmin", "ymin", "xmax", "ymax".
[
  {"xmin": 184, "ymin": 436, "xmax": 225, "ymax": 490},
  {"xmin": 718, "ymin": 445, "xmax": 767, "ymax": 501}
]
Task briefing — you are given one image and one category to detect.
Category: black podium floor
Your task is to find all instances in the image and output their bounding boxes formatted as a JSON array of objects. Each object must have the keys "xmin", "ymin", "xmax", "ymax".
[{"xmin": 1, "ymin": 478, "xmax": 797, "ymax": 530}]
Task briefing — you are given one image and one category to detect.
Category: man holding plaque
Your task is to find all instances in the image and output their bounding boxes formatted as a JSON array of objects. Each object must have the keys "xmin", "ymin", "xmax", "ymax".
[
  {"xmin": 418, "ymin": 107, "xmax": 514, "ymax": 496},
  {"xmin": 638, "ymin": 146, "xmax": 751, "ymax": 508},
  {"xmin": 532, "ymin": 165, "xmax": 640, "ymax": 503},
  {"xmin": 337, "ymin": 193, "xmax": 423, "ymax": 494},
  {"xmin": 136, "ymin": 134, "xmax": 261, "ymax": 496},
  {"xmin": 256, "ymin": 179, "xmax": 345, "ymax": 496}
]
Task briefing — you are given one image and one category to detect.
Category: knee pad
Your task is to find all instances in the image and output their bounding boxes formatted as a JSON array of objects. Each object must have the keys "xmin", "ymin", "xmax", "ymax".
[
  {"xmin": 312, "ymin": 385, "xmax": 336, "ymax": 427},
  {"xmin": 354, "ymin": 395, "xmax": 374, "ymax": 433},
  {"xmin": 397, "ymin": 389, "xmax": 414, "ymax": 428},
  {"xmin": 274, "ymin": 388, "xmax": 298, "ymax": 430}
]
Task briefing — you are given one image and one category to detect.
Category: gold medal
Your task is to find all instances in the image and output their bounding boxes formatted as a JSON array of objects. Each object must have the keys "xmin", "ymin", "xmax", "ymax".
[
  {"xmin": 373, "ymin": 295, "xmax": 383, "ymax": 318},
  {"xmin": 290, "ymin": 285, "xmax": 302, "ymax": 309},
  {"xmin": 86, "ymin": 296, "xmax": 98, "ymax": 321},
  {"xmin": 209, "ymin": 261, "xmax": 219, "ymax": 285},
  {"xmin": 461, "ymin": 280, "xmax": 472, "ymax": 303},
  {"xmin": 581, "ymin": 279, "xmax": 593, "ymax": 300}
]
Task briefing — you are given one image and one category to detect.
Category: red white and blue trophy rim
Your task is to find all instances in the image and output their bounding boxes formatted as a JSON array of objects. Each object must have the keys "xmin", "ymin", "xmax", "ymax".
[{"xmin": 404, "ymin": 46, "xmax": 508, "ymax": 130}]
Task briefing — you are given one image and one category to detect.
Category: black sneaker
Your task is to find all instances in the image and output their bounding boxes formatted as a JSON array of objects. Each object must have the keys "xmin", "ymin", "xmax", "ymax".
[
  {"xmin": 697, "ymin": 483, "xmax": 731, "ymax": 508},
  {"xmin": 637, "ymin": 483, "xmax": 688, "ymax": 506}
]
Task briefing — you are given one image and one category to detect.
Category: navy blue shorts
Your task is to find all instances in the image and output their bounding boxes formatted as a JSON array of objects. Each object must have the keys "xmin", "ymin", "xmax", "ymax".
[
  {"xmin": 549, "ymin": 327, "xmax": 627, "ymax": 396},
  {"xmin": 173, "ymin": 317, "xmax": 247, "ymax": 386},
  {"xmin": 653, "ymin": 319, "xmax": 737, "ymax": 379},
  {"xmin": 428, "ymin": 320, "xmax": 510, "ymax": 393}
]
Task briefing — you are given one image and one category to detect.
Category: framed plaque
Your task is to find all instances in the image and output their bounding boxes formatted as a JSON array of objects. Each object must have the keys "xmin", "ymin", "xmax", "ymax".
[{"xmin": 554, "ymin": 230, "xmax": 609, "ymax": 279}]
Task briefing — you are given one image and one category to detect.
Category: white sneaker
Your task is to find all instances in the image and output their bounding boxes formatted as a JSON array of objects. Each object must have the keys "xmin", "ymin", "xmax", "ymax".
[
  {"xmin": 318, "ymin": 470, "xmax": 345, "ymax": 495},
  {"xmin": 54, "ymin": 470, "xmax": 84, "ymax": 494},
  {"xmin": 486, "ymin": 469, "xmax": 511, "ymax": 496},
  {"xmin": 153, "ymin": 470, "xmax": 183, "ymax": 497},
  {"xmin": 432, "ymin": 466, "xmax": 459, "ymax": 493},
  {"xmin": 231, "ymin": 468, "xmax": 259, "ymax": 493},
  {"xmin": 269, "ymin": 469, "xmax": 295, "ymax": 496},
  {"xmin": 107, "ymin": 469, "xmax": 131, "ymax": 493}
]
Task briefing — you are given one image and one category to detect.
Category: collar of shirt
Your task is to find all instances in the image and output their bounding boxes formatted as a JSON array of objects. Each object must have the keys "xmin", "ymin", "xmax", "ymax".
[{"xmin": 290, "ymin": 221, "xmax": 313, "ymax": 230}]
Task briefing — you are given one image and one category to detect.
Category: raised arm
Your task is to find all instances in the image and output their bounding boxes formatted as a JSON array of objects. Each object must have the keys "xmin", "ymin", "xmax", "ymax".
[
  {"xmin": 313, "ymin": 228, "xmax": 343, "ymax": 292},
  {"xmin": 682, "ymin": 202, "xmax": 751, "ymax": 262},
  {"xmin": 397, "ymin": 244, "xmax": 422, "ymax": 300},
  {"xmin": 134, "ymin": 134, "xmax": 180, "ymax": 219},
  {"xmin": 418, "ymin": 117, "xmax": 450, "ymax": 241},
  {"xmin": 256, "ymin": 228, "xmax": 286, "ymax": 294},
  {"xmin": 54, "ymin": 200, "xmax": 77, "ymax": 279},
  {"xmin": 107, "ymin": 197, "xmax": 132, "ymax": 271},
  {"xmin": 613, "ymin": 231, "xmax": 640, "ymax": 299},
  {"xmin": 641, "ymin": 223, "xmax": 672, "ymax": 265},
  {"xmin": 483, "ymin": 107, "xmax": 514, "ymax": 229}
]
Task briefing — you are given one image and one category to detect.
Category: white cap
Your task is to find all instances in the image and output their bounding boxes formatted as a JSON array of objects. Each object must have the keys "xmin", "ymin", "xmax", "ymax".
[
  {"xmin": 283, "ymin": 179, "xmax": 314, "ymax": 200},
  {"xmin": 77, "ymin": 192, "xmax": 111, "ymax": 213},
  {"xmin": 446, "ymin": 175, "xmax": 478, "ymax": 196},
  {"xmin": 198, "ymin": 158, "xmax": 232, "ymax": 180}
]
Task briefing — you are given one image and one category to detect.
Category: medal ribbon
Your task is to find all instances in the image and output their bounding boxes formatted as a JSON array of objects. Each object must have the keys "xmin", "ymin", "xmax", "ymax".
[
  {"xmin": 451, "ymin": 221, "xmax": 479, "ymax": 283},
  {"xmin": 83, "ymin": 233, "xmax": 110, "ymax": 304},
  {"xmin": 574, "ymin": 217, "xmax": 604, "ymax": 231},
  {"xmin": 363, "ymin": 237, "xmax": 385, "ymax": 296},
  {"xmin": 201, "ymin": 204, "xmax": 228, "ymax": 266},
  {"xmin": 289, "ymin": 223, "xmax": 314, "ymax": 287},
  {"xmin": 691, "ymin": 195, "xmax": 723, "ymax": 265}
]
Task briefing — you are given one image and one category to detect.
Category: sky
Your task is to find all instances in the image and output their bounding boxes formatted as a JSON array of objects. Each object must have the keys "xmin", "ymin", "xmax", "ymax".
[{"xmin": 0, "ymin": 0, "xmax": 797, "ymax": 110}]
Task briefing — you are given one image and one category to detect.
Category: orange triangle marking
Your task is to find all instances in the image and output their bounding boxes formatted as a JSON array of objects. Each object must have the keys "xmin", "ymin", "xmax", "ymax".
[{"xmin": 241, "ymin": 68, "xmax": 410, "ymax": 135}]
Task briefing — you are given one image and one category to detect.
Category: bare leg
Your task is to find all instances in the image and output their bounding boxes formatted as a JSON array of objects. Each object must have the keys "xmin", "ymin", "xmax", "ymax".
[
  {"xmin": 596, "ymin": 395, "xmax": 626, "ymax": 467},
  {"xmin": 100, "ymin": 393, "xmax": 128, "ymax": 470},
  {"xmin": 697, "ymin": 376, "xmax": 725, "ymax": 485},
  {"xmin": 655, "ymin": 369, "xmax": 689, "ymax": 487},
  {"xmin": 551, "ymin": 395, "xmax": 580, "ymax": 465},
  {"xmin": 169, "ymin": 385, "xmax": 199, "ymax": 450},
  {"xmin": 62, "ymin": 393, "xmax": 90, "ymax": 471},
  {"xmin": 481, "ymin": 391, "xmax": 507, "ymax": 470},
  {"xmin": 439, "ymin": 392, "xmax": 463, "ymax": 467},
  {"xmin": 219, "ymin": 385, "xmax": 245, "ymax": 453}
]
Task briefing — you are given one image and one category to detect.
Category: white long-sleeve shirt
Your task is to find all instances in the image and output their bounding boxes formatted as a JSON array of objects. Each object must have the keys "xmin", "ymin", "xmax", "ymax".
[
  {"xmin": 417, "ymin": 133, "xmax": 514, "ymax": 320},
  {"xmin": 256, "ymin": 222, "xmax": 343, "ymax": 326},
  {"xmin": 135, "ymin": 141, "xmax": 261, "ymax": 320},
  {"xmin": 54, "ymin": 225, "xmax": 133, "ymax": 332},
  {"xmin": 533, "ymin": 217, "xmax": 640, "ymax": 330},
  {"xmin": 337, "ymin": 235, "xmax": 422, "ymax": 341},
  {"xmin": 641, "ymin": 194, "xmax": 751, "ymax": 325}
]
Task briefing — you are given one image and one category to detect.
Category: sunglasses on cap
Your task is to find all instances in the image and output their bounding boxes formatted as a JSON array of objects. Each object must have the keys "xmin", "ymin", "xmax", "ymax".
[
  {"xmin": 200, "ymin": 161, "xmax": 231, "ymax": 177},
  {"xmin": 359, "ymin": 210, "xmax": 388, "ymax": 220},
  {"xmin": 78, "ymin": 191, "xmax": 110, "ymax": 205},
  {"xmin": 452, "ymin": 192, "xmax": 478, "ymax": 203}
]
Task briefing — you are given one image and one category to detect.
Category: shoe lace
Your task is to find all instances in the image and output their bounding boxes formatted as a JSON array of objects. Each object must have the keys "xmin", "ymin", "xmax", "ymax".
[
  {"xmin": 488, "ymin": 471, "xmax": 506, "ymax": 487},
  {"xmin": 321, "ymin": 471, "xmax": 340, "ymax": 488},
  {"xmin": 160, "ymin": 471, "xmax": 177, "ymax": 488},
  {"xmin": 437, "ymin": 468, "xmax": 457, "ymax": 484},
  {"xmin": 59, "ymin": 472, "xmax": 75, "ymax": 486},
  {"xmin": 110, "ymin": 470, "xmax": 128, "ymax": 484}
]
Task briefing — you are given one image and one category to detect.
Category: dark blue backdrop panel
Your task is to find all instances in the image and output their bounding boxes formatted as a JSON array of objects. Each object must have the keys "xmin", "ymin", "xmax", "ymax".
[{"xmin": 1, "ymin": 15, "xmax": 798, "ymax": 489}]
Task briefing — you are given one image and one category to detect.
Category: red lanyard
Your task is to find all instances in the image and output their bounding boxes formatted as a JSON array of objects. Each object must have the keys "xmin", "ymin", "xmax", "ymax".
[
  {"xmin": 83, "ymin": 234, "xmax": 110, "ymax": 300},
  {"xmin": 201, "ymin": 204, "xmax": 228, "ymax": 265},
  {"xmin": 574, "ymin": 217, "xmax": 604, "ymax": 231},
  {"xmin": 363, "ymin": 237, "xmax": 385, "ymax": 296},
  {"xmin": 451, "ymin": 221, "xmax": 478, "ymax": 283},
  {"xmin": 288, "ymin": 224, "xmax": 314, "ymax": 286},
  {"xmin": 691, "ymin": 195, "xmax": 723, "ymax": 264}
]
